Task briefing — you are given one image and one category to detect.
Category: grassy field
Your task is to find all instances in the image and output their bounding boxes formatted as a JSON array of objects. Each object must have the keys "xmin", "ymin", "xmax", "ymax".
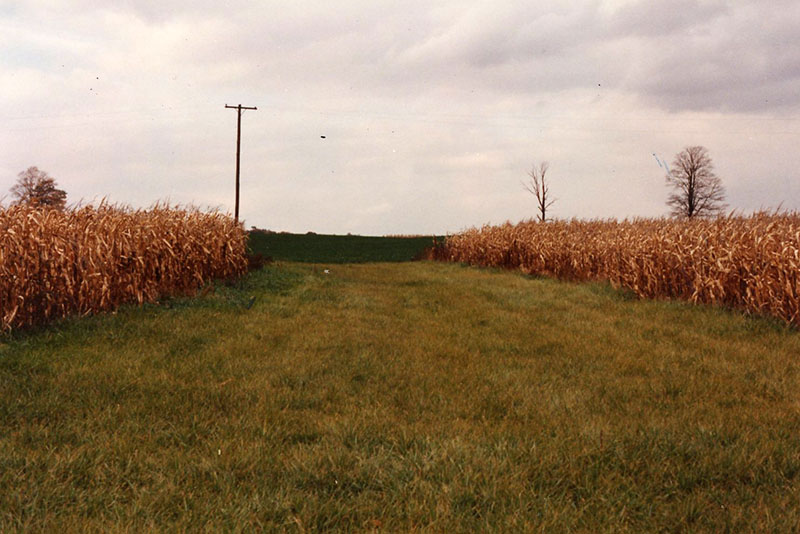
[
  {"xmin": 246, "ymin": 230, "xmax": 437, "ymax": 263},
  {"xmin": 2, "ymin": 238, "xmax": 800, "ymax": 531}
]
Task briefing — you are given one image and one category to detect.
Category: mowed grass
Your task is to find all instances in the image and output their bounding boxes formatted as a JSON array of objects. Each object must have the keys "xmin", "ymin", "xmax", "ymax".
[
  {"xmin": 1, "ymin": 261, "xmax": 800, "ymax": 532},
  {"xmin": 246, "ymin": 230, "xmax": 437, "ymax": 263}
]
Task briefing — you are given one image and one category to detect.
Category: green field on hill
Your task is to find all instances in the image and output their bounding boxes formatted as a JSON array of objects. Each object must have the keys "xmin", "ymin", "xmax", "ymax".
[
  {"xmin": 247, "ymin": 230, "xmax": 438, "ymax": 263},
  {"xmin": 1, "ymin": 236, "xmax": 799, "ymax": 532}
]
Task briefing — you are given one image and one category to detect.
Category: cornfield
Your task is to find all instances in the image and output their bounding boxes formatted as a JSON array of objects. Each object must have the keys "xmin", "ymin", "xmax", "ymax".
[
  {"xmin": 442, "ymin": 213, "xmax": 800, "ymax": 328},
  {"xmin": 1, "ymin": 203, "xmax": 247, "ymax": 332}
]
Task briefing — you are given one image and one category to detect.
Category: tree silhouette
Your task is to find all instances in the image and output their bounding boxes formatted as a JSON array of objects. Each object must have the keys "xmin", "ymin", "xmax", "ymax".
[
  {"xmin": 10, "ymin": 167, "xmax": 67, "ymax": 209},
  {"xmin": 523, "ymin": 161, "xmax": 555, "ymax": 222},
  {"xmin": 665, "ymin": 146, "xmax": 726, "ymax": 218}
]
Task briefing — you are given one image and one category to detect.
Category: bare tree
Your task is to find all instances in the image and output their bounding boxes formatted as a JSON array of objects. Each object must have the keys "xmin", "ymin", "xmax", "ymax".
[
  {"xmin": 10, "ymin": 167, "xmax": 67, "ymax": 209},
  {"xmin": 665, "ymin": 146, "xmax": 726, "ymax": 218},
  {"xmin": 523, "ymin": 161, "xmax": 555, "ymax": 222}
]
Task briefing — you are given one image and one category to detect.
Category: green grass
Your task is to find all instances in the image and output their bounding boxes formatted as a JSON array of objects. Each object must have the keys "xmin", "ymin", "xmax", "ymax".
[
  {"xmin": 2, "ymin": 261, "xmax": 800, "ymax": 532},
  {"xmin": 246, "ymin": 230, "xmax": 437, "ymax": 263}
]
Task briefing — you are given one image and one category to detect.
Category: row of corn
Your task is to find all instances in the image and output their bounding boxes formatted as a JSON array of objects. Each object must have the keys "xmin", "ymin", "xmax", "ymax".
[
  {"xmin": 442, "ymin": 213, "xmax": 800, "ymax": 327},
  {"xmin": 1, "ymin": 203, "xmax": 247, "ymax": 332}
]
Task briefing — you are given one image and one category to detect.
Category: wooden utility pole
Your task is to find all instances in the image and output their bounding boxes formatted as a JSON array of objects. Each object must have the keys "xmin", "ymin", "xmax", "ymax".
[{"xmin": 225, "ymin": 104, "xmax": 257, "ymax": 223}]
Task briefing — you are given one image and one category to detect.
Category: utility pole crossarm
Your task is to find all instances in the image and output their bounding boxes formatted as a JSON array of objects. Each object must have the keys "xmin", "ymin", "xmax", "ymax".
[{"xmin": 225, "ymin": 103, "xmax": 257, "ymax": 223}]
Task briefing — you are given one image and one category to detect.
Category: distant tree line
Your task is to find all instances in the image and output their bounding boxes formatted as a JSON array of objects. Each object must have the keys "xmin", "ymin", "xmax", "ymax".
[
  {"xmin": 665, "ymin": 146, "xmax": 727, "ymax": 218},
  {"xmin": 524, "ymin": 145, "xmax": 727, "ymax": 221},
  {"xmin": 8, "ymin": 147, "xmax": 730, "ymax": 220},
  {"xmin": 8, "ymin": 167, "xmax": 67, "ymax": 209}
]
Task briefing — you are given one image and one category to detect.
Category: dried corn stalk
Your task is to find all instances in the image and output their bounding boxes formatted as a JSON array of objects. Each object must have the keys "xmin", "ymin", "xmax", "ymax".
[
  {"xmin": 1, "ymin": 203, "xmax": 247, "ymax": 332},
  {"xmin": 442, "ymin": 213, "xmax": 800, "ymax": 328}
]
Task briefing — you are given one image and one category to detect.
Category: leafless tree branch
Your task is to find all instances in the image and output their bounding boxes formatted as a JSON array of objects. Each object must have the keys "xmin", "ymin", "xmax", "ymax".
[
  {"xmin": 665, "ymin": 146, "xmax": 727, "ymax": 218},
  {"xmin": 523, "ymin": 161, "xmax": 555, "ymax": 222}
]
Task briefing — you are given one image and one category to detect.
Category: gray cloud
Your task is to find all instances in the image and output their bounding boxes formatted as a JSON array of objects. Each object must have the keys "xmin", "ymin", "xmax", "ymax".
[
  {"xmin": 1, "ymin": 1, "xmax": 799, "ymax": 234},
  {"xmin": 607, "ymin": 0, "xmax": 730, "ymax": 37},
  {"xmin": 612, "ymin": 2, "xmax": 800, "ymax": 111}
]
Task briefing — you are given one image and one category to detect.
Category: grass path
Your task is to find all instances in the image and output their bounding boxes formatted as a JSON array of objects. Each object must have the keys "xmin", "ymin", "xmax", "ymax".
[{"xmin": 1, "ymin": 262, "xmax": 800, "ymax": 532}]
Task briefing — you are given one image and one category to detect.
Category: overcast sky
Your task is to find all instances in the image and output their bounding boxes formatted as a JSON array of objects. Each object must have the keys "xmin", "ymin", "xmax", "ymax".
[{"xmin": 2, "ymin": 0, "xmax": 799, "ymax": 235}]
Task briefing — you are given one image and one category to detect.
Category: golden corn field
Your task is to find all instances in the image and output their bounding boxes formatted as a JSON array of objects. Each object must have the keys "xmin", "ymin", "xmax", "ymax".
[
  {"xmin": 0, "ymin": 203, "xmax": 247, "ymax": 332},
  {"xmin": 443, "ymin": 213, "xmax": 800, "ymax": 328}
]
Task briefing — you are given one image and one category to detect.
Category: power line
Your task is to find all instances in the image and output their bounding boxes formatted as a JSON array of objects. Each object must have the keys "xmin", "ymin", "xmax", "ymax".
[
  {"xmin": 6, "ymin": 99, "xmax": 800, "ymax": 125},
  {"xmin": 4, "ymin": 102, "xmax": 800, "ymax": 137},
  {"xmin": 225, "ymin": 104, "xmax": 257, "ymax": 223},
  {"xmin": 1, "ymin": 102, "xmax": 207, "ymax": 122}
]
